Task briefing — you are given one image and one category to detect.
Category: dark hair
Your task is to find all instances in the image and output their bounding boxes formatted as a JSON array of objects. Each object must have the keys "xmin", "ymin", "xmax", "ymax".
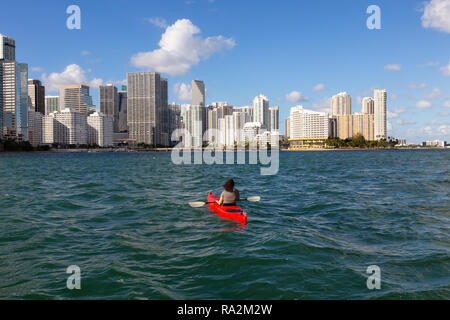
[{"xmin": 223, "ymin": 179, "xmax": 235, "ymax": 192}]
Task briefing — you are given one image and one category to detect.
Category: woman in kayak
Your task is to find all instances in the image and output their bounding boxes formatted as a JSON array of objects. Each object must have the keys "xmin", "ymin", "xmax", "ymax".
[{"xmin": 216, "ymin": 179, "xmax": 240, "ymax": 206}]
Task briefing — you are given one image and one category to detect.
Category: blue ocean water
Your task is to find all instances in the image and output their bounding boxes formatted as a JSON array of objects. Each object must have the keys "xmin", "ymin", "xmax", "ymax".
[{"xmin": 0, "ymin": 150, "xmax": 449, "ymax": 299}]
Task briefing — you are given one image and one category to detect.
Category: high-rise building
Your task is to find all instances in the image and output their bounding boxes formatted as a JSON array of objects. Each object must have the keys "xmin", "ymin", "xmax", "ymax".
[
  {"xmin": 45, "ymin": 96, "xmax": 59, "ymax": 114},
  {"xmin": 285, "ymin": 118, "xmax": 290, "ymax": 139},
  {"xmin": 28, "ymin": 79, "xmax": 45, "ymax": 115},
  {"xmin": 243, "ymin": 122, "xmax": 264, "ymax": 144},
  {"xmin": 269, "ymin": 106, "xmax": 279, "ymax": 132},
  {"xmin": 99, "ymin": 84, "xmax": 119, "ymax": 132},
  {"xmin": 184, "ymin": 104, "xmax": 204, "ymax": 147},
  {"xmin": 0, "ymin": 34, "xmax": 15, "ymax": 61},
  {"xmin": 331, "ymin": 92, "xmax": 351, "ymax": 116},
  {"xmin": 50, "ymin": 108, "xmax": 87, "ymax": 145},
  {"xmin": 362, "ymin": 97, "xmax": 374, "ymax": 114},
  {"xmin": 117, "ymin": 88, "xmax": 128, "ymax": 132},
  {"xmin": 374, "ymin": 89, "xmax": 387, "ymax": 140},
  {"xmin": 337, "ymin": 113, "xmax": 374, "ymax": 141},
  {"xmin": 234, "ymin": 106, "xmax": 253, "ymax": 120},
  {"xmin": 253, "ymin": 94, "xmax": 270, "ymax": 129},
  {"xmin": 27, "ymin": 108, "xmax": 43, "ymax": 146},
  {"xmin": 0, "ymin": 61, "xmax": 28, "ymax": 140},
  {"xmin": 207, "ymin": 104, "xmax": 233, "ymax": 145},
  {"xmin": 192, "ymin": 80, "xmax": 205, "ymax": 107},
  {"xmin": 168, "ymin": 102, "xmax": 181, "ymax": 145},
  {"xmin": 87, "ymin": 112, "xmax": 113, "ymax": 147},
  {"xmin": 289, "ymin": 106, "xmax": 329, "ymax": 139},
  {"xmin": 127, "ymin": 72, "xmax": 168, "ymax": 146},
  {"xmin": 59, "ymin": 85, "xmax": 94, "ymax": 114}
]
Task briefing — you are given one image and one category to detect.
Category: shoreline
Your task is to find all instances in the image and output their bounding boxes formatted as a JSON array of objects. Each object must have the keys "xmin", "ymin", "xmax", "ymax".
[{"xmin": 0, "ymin": 147, "xmax": 448, "ymax": 155}]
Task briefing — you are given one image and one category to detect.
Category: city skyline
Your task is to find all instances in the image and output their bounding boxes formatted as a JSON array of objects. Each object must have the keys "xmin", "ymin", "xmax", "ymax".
[{"xmin": 0, "ymin": 0, "xmax": 449, "ymax": 143}]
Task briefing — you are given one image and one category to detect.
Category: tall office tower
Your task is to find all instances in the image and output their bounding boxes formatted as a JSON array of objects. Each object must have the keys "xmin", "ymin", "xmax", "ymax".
[
  {"xmin": 28, "ymin": 79, "xmax": 45, "ymax": 114},
  {"xmin": 331, "ymin": 92, "xmax": 351, "ymax": 116},
  {"xmin": 117, "ymin": 88, "xmax": 128, "ymax": 132},
  {"xmin": 362, "ymin": 97, "xmax": 374, "ymax": 114},
  {"xmin": 253, "ymin": 94, "xmax": 270, "ymax": 129},
  {"xmin": 99, "ymin": 84, "xmax": 119, "ymax": 132},
  {"xmin": 53, "ymin": 108, "xmax": 88, "ymax": 145},
  {"xmin": 27, "ymin": 108, "xmax": 43, "ymax": 146},
  {"xmin": 42, "ymin": 113, "xmax": 58, "ymax": 144},
  {"xmin": 168, "ymin": 102, "xmax": 181, "ymax": 145},
  {"xmin": 285, "ymin": 118, "xmax": 290, "ymax": 139},
  {"xmin": 192, "ymin": 80, "xmax": 205, "ymax": 107},
  {"xmin": 0, "ymin": 34, "xmax": 15, "ymax": 60},
  {"xmin": 45, "ymin": 96, "xmax": 59, "ymax": 114},
  {"xmin": 289, "ymin": 106, "xmax": 329, "ymax": 139},
  {"xmin": 127, "ymin": 72, "xmax": 168, "ymax": 146},
  {"xmin": 224, "ymin": 114, "xmax": 234, "ymax": 146},
  {"xmin": 184, "ymin": 104, "xmax": 204, "ymax": 147},
  {"xmin": 87, "ymin": 112, "xmax": 113, "ymax": 147},
  {"xmin": 374, "ymin": 89, "xmax": 387, "ymax": 140},
  {"xmin": 159, "ymin": 77, "xmax": 169, "ymax": 146},
  {"xmin": 232, "ymin": 111, "xmax": 248, "ymax": 145},
  {"xmin": 59, "ymin": 85, "xmax": 94, "ymax": 114},
  {"xmin": 0, "ymin": 61, "xmax": 28, "ymax": 140},
  {"xmin": 269, "ymin": 106, "xmax": 279, "ymax": 132}
]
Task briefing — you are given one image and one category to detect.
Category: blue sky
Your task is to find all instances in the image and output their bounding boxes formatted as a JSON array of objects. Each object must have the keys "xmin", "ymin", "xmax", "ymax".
[{"xmin": 1, "ymin": 0, "xmax": 449, "ymax": 143}]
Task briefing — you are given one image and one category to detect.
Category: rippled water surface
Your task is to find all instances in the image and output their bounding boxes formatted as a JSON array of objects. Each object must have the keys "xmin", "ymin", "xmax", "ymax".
[{"xmin": 0, "ymin": 150, "xmax": 449, "ymax": 299}]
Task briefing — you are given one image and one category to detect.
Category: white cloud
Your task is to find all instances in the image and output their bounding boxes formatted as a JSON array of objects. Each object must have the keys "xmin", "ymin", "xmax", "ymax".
[
  {"xmin": 131, "ymin": 19, "xmax": 236, "ymax": 76},
  {"xmin": 409, "ymin": 82, "xmax": 427, "ymax": 89},
  {"xmin": 440, "ymin": 61, "xmax": 450, "ymax": 76},
  {"xmin": 387, "ymin": 108, "xmax": 406, "ymax": 119},
  {"xmin": 425, "ymin": 88, "xmax": 441, "ymax": 99},
  {"xmin": 437, "ymin": 124, "xmax": 450, "ymax": 134},
  {"xmin": 416, "ymin": 100, "xmax": 432, "ymax": 108},
  {"xmin": 312, "ymin": 83, "xmax": 325, "ymax": 91},
  {"xmin": 384, "ymin": 64, "xmax": 401, "ymax": 71},
  {"xmin": 41, "ymin": 64, "xmax": 102, "ymax": 93},
  {"xmin": 443, "ymin": 101, "xmax": 450, "ymax": 108},
  {"xmin": 89, "ymin": 78, "xmax": 103, "ymax": 89},
  {"xmin": 310, "ymin": 96, "xmax": 331, "ymax": 114},
  {"xmin": 149, "ymin": 17, "xmax": 168, "ymax": 28},
  {"xmin": 285, "ymin": 91, "xmax": 309, "ymax": 102},
  {"xmin": 421, "ymin": 0, "xmax": 450, "ymax": 33},
  {"xmin": 81, "ymin": 51, "xmax": 91, "ymax": 56},
  {"xmin": 31, "ymin": 66, "xmax": 44, "ymax": 72},
  {"xmin": 173, "ymin": 82, "xmax": 192, "ymax": 101}
]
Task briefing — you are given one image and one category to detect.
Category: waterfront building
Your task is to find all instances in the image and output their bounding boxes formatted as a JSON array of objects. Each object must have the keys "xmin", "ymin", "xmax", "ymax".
[
  {"xmin": 168, "ymin": 102, "xmax": 182, "ymax": 145},
  {"xmin": 0, "ymin": 61, "xmax": 28, "ymax": 140},
  {"xmin": 328, "ymin": 116, "xmax": 337, "ymax": 138},
  {"xmin": 99, "ymin": 84, "xmax": 119, "ymax": 132},
  {"xmin": 374, "ymin": 89, "xmax": 387, "ymax": 140},
  {"xmin": 337, "ymin": 113, "xmax": 374, "ymax": 141},
  {"xmin": 52, "ymin": 108, "xmax": 87, "ymax": 145},
  {"xmin": 27, "ymin": 108, "xmax": 42, "ymax": 146},
  {"xmin": 423, "ymin": 140, "xmax": 446, "ymax": 147},
  {"xmin": 234, "ymin": 106, "xmax": 253, "ymax": 121},
  {"xmin": 289, "ymin": 106, "xmax": 329, "ymax": 149},
  {"xmin": 285, "ymin": 118, "xmax": 290, "ymax": 139},
  {"xmin": 0, "ymin": 34, "xmax": 15, "ymax": 60},
  {"xmin": 42, "ymin": 114, "xmax": 58, "ymax": 144},
  {"xmin": 117, "ymin": 87, "xmax": 128, "ymax": 132},
  {"xmin": 331, "ymin": 92, "xmax": 351, "ymax": 116},
  {"xmin": 243, "ymin": 122, "xmax": 264, "ymax": 144},
  {"xmin": 192, "ymin": 80, "xmax": 205, "ymax": 107},
  {"xmin": 207, "ymin": 104, "xmax": 233, "ymax": 145},
  {"xmin": 45, "ymin": 96, "xmax": 59, "ymax": 114},
  {"xmin": 28, "ymin": 79, "xmax": 45, "ymax": 115},
  {"xmin": 269, "ymin": 106, "xmax": 279, "ymax": 132},
  {"xmin": 253, "ymin": 94, "xmax": 270, "ymax": 129},
  {"xmin": 184, "ymin": 104, "xmax": 204, "ymax": 147},
  {"xmin": 87, "ymin": 112, "xmax": 113, "ymax": 147},
  {"xmin": 362, "ymin": 97, "xmax": 374, "ymax": 114},
  {"xmin": 59, "ymin": 85, "xmax": 94, "ymax": 114},
  {"xmin": 127, "ymin": 72, "xmax": 169, "ymax": 146}
]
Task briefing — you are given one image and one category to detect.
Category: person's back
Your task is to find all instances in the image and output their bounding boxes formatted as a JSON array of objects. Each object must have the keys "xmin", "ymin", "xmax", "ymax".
[{"xmin": 217, "ymin": 179, "xmax": 240, "ymax": 206}]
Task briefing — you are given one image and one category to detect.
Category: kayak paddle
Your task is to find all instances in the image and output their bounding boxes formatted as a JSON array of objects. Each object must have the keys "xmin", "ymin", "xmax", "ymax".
[{"xmin": 189, "ymin": 196, "xmax": 260, "ymax": 208}]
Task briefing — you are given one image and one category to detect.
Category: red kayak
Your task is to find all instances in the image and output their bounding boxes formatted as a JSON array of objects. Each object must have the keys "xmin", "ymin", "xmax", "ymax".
[{"xmin": 207, "ymin": 192, "xmax": 248, "ymax": 224}]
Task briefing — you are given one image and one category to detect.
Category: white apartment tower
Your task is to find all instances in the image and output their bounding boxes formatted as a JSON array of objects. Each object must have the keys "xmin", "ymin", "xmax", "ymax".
[
  {"xmin": 253, "ymin": 94, "xmax": 270, "ymax": 129},
  {"xmin": 374, "ymin": 89, "xmax": 387, "ymax": 140},
  {"xmin": 289, "ymin": 106, "xmax": 329, "ymax": 139},
  {"xmin": 269, "ymin": 106, "xmax": 279, "ymax": 132},
  {"xmin": 87, "ymin": 112, "xmax": 113, "ymax": 147}
]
